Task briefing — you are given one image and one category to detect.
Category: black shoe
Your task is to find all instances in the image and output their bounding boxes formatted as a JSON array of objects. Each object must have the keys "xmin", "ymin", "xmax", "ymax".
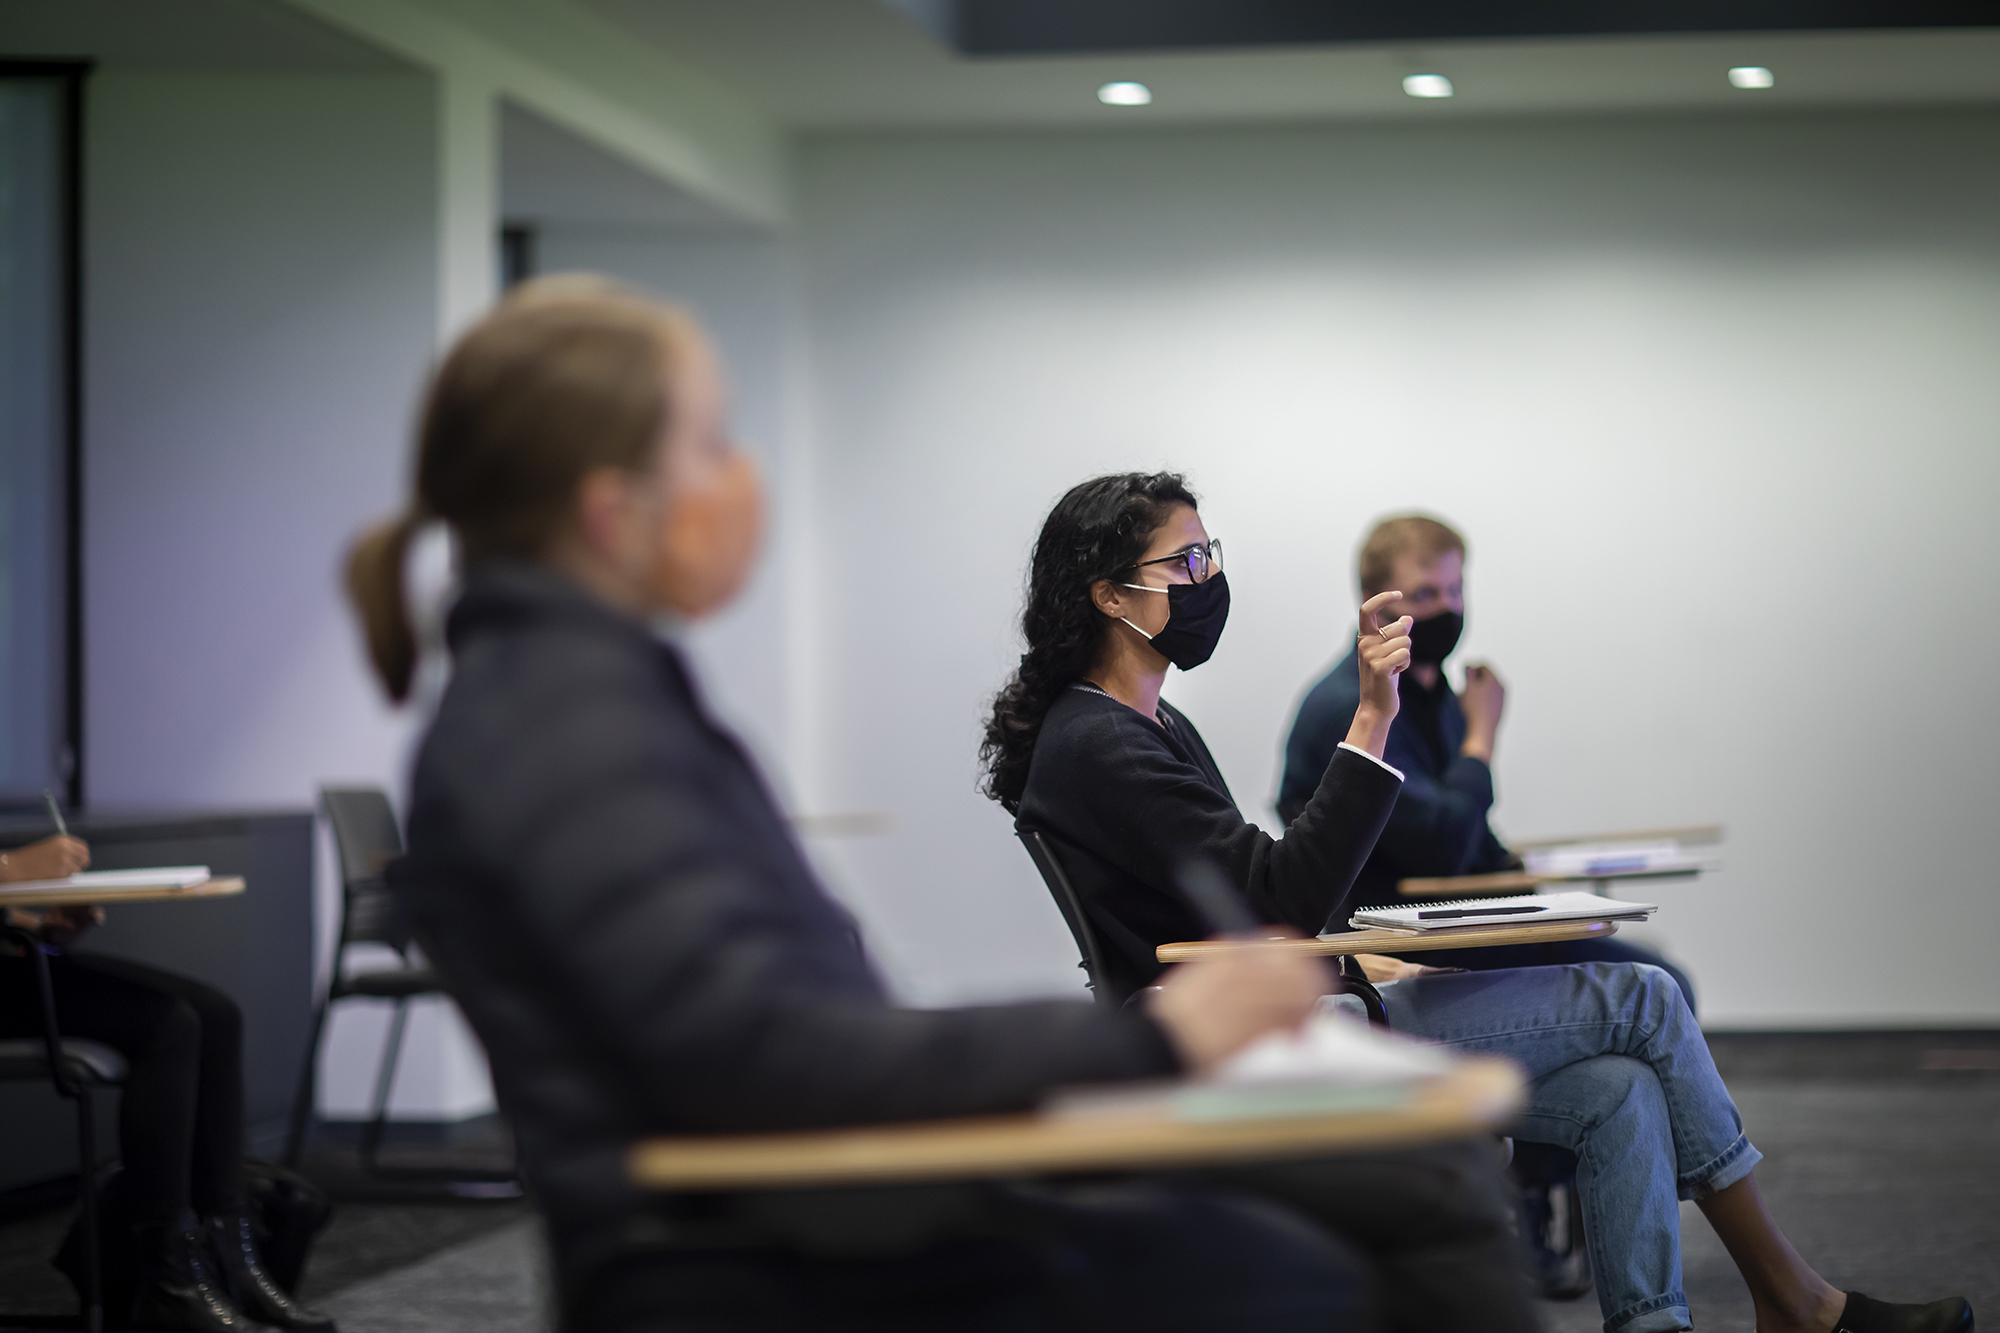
[
  {"xmin": 1836, "ymin": 1292, "xmax": 1975, "ymax": 1333},
  {"xmin": 130, "ymin": 1218, "xmax": 276, "ymax": 1332},
  {"xmin": 207, "ymin": 1213, "xmax": 337, "ymax": 1333},
  {"xmin": 1514, "ymin": 1179, "xmax": 1592, "ymax": 1301}
]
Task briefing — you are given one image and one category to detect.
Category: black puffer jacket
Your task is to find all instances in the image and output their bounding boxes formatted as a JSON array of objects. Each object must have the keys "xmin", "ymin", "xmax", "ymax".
[{"xmin": 391, "ymin": 562, "xmax": 1177, "ymax": 1297}]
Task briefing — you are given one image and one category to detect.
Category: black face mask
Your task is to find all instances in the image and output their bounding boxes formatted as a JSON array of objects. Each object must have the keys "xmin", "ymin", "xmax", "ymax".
[
  {"xmin": 1408, "ymin": 608, "xmax": 1464, "ymax": 666},
  {"xmin": 1119, "ymin": 572, "xmax": 1231, "ymax": 670}
]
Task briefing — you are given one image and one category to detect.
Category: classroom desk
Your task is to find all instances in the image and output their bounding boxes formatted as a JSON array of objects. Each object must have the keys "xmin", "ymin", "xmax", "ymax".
[
  {"xmin": 0, "ymin": 876, "xmax": 245, "ymax": 909},
  {"xmin": 1400, "ymin": 824, "xmax": 1724, "ymax": 898},
  {"xmin": 1156, "ymin": 919, "xmax": 1620, "ymax": 963},
  {"xmin": 630, "ymin": 1056, "xmax": 1524, "ymax": 1190},
  {"xmin": 0, "ymin": 812, "xmax": 310, "ymax": 1196},
  {"xmin": 1396, "ymin": 868, "xmax": 1702, "ymax": 898}
]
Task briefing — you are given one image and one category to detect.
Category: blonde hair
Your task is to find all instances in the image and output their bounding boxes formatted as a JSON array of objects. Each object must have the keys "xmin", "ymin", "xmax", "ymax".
[
  {"xmin": 347, "ymin": 276, "xmax": 698, "ymax": 701},
  {"xmin": 1357, "ymin": 514, "xmax": 1466, "ymax": 598}
]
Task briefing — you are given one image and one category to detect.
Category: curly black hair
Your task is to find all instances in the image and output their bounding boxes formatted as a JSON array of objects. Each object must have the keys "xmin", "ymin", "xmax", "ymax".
[{"xmin": 979, "ymin": 472, "xmax": 1199, "ymax": 813}]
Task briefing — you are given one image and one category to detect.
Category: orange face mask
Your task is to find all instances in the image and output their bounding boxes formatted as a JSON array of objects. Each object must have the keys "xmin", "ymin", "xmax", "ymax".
[{"xmin": 650, "ymin": 450, "xmax": 764, "ymax": 619}]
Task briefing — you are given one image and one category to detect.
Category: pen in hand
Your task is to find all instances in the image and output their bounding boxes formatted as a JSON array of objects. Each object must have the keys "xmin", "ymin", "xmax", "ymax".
[{"xmin": 42, "ymin": 789, "xmax": 68, "ymax": 837}]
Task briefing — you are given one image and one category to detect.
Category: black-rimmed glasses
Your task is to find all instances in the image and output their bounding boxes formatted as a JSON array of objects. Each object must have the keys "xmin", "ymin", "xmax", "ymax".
[{"xmin": 1129, "ymin": 539, "xmax": 1223, "ymax": 584}]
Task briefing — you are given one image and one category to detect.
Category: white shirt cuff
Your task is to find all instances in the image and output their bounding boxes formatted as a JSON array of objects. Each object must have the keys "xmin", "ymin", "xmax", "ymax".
[{"xmin": 1337, "ymin": 742, "xmax": 1405, "ymax": 783}]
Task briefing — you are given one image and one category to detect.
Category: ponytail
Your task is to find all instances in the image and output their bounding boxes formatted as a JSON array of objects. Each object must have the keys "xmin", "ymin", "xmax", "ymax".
[
  {"xmin": 343, "ymin": 275, "xmax": 698, "ymax": 705},
  {"xmin": 346, "ymin": 508, "xmax": 425, "ymax": 703}
]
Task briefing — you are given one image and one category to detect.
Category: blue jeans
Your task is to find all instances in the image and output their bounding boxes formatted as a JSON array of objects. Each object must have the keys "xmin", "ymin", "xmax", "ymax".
[
  {"xmin": 1410, "ymin": 936, "xmax": 1698, "ymax": 1017},
  {"xmin": 1372, "ymin": 963, "xmax": 1759, "ymax": 1333}
]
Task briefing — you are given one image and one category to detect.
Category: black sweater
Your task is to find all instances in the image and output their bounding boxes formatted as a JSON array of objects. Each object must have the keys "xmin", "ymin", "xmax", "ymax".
[
  {"xmin": 391, "ymin": 564, "xmax": 1178, "ymax": 1293},
  {"xmin": 1016, "ymin": 684, "xmax": 1404, "ymax": 1003}
]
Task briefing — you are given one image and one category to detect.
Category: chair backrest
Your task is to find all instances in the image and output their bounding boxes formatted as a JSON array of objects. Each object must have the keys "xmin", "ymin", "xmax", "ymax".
[
  {"xmin": 1017, "ymin": 829, "xmax": 1111, "ymax": 1005},
  {"xmin": 320, "ymin": 787, "xmax": 408, "ymax": 950}
]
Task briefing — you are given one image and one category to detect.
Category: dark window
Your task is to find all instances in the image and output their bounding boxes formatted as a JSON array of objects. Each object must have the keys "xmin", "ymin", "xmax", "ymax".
[
  {"xmin": 500, "ymin": 223, "xmax": 537, "ymax": 288},
  {"xmin": 0, "ymin": 63, "xmax": 85, "ymax": 808}
]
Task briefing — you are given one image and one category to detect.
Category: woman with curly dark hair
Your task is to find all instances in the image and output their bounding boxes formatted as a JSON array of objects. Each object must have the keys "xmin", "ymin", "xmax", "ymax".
[
  {"xmin": 982, "ymin": 472, "xmax": 1418, "ymax": 1005},
  {"xmin": 983, "ymin": 473, "xmax": 1972, "ymax": 1333}
]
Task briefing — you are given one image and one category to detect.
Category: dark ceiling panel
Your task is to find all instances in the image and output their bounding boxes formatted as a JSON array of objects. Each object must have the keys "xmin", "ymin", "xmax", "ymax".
[{"xmin": 951, "ymin": 0, "xmax": 1999, "ymax": 56}]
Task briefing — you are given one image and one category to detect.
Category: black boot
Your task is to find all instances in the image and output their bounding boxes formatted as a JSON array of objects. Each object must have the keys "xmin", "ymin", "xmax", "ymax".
[
  {"xmin": 129, "ymin": 1216, "xmax": 274, "ymax": 1333},
  {"xmin": 1835, "ymin": 1292, "xmax": 1974, "ymax": 1333},
  {"xmin": 207, "ymin": 1213, "xmax": 337, "ymax": 1332},
  {"xmin": 1512, "ymin": 1178, "xmax": 1592, "ymax": 1301}
]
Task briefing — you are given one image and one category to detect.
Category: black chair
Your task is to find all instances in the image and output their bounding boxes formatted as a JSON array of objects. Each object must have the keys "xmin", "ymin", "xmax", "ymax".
[
  {"xmin": 1017, "ymin": 830, "xmax": 1112, "ymax": 1005},
  {"xmin": 1016, "ymin": 828, "xmax": 1388, "ymax": 1025},
  {"xmin": 283, "ymin": 787, "xmax": 514, "ymax": 1192},
  {"xmin": 1, "ymin": 923, "xmax": 126, "ymax": 1333}
]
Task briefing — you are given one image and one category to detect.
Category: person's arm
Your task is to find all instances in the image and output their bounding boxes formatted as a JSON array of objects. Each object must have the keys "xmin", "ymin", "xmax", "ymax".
[
  {"xmin": 0, "ymin": 835, "xmax": 89, "ymax": 883},
  {"xmin": 0, "ymin": 837, "xmax": 99, "ymax": 942},
  {"xmin": 1059, "ymin": 720, "xmax": 1400, "ymax": 940},
  {"xmin": 1368, "ymin": 664, "xmax": 1508, "ymax": 878},
  {"xmin": 1457, "ymin": 663, "xmax": 1504, "ymax": 764},
  {"xmin": 425, "ymin": 682, "xmax": 1191, "ymax": 1134},
  {"xmin": 1369, "ymin": 763, "xmax": 1497, "ymax": 878}
]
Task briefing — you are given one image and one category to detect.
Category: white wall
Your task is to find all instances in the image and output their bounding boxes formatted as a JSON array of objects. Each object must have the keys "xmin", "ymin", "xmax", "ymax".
[
  {"xmin": 793, "ymin": 109, "xmax": 2000, "ymax": 1026},
  {"xmin": 84, "ymin": 69, "xmax": 493, "ymax": 1116},
  {"xmin": 531, "ymin": 225, "xmax": 802, "ymax": 788}
]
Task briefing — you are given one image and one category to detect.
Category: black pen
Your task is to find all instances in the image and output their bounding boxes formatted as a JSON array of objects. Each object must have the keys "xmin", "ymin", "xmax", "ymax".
[
  {"xmin": 1174, "ymin": 860, "xmax": 1263, "ymax": 936},
  {"xmin": 1417, "ymin": 904, "xmax": 1546, "ymax": 920},
  {"xmin": 42, "ymin": 789, "xmax": 68, "ymax": 838}
]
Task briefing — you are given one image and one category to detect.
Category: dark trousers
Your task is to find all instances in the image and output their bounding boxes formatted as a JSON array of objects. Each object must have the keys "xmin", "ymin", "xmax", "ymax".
[
  {"xmin": 1417, "ymin": 935, "xmax": 1697, "ymax": 1016},
  {"xmin": 0, "ymin": 951, "xmax": 246, "ymax": 1221},
  {"xmin": 574, "ymin": 1140, "xmax": 1534, "ymax": 1332}
]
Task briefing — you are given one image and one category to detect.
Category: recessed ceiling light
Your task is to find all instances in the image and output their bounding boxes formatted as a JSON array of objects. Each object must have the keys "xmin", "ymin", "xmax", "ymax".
[
  {"xmin": 1097, "ymin": 81, "xmax": 1152, "ymax": 107},
  {"xmin": 1403, "ymin": 74, "xmax": 1454, "ymax": 99},
  {"xmin": 1728, "ymin": 66, "xmax": 1775, "ymax": 89}
]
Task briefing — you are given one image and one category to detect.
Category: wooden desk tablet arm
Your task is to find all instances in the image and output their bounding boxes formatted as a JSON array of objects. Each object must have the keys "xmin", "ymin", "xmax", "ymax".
[
  {"xmin": 626, "ymin": 1057, "xmax": 1529, "ymax": 1193},
  {"xmin": 1157, "ymin": 919, "xmax": 1621, "ymax": 963}
]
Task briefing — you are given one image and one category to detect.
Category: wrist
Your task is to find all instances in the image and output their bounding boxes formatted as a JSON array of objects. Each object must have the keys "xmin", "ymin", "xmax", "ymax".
[
  {"xmin": 1345, "ymin": 705, "xmax": 1394, "ymax": 759},
  {"xmin": 1460, "ymin": 734, "xmax": 1494, "ymax": 763}
]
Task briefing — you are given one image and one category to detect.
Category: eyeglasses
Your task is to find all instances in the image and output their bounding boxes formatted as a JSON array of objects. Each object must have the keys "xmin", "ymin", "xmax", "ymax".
[{"xmin": 1128, "ymin": 539, "xmax": 1223, "ymax": 584}]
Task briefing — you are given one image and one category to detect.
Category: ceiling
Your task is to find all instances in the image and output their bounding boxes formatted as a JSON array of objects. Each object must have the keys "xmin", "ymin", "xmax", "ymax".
[
  {"xmin": 585, "ymin": 0, "xmax": 2000, "ymax": 132},
  {"xmin": 499, "ymin": 100, "xmax": 749, "ymax": 231},
  {"xmin": 0, "ymin": 0, "xmax": 405, "ymax": 70},
  {"xmin": 927, "ymin": 0, "xmax": 1996, "ymax": 56}
]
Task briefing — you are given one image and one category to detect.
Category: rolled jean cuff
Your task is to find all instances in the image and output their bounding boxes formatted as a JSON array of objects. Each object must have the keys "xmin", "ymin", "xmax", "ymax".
[
  {"xmin": 1606, "ymin": 1295, "xmax": 1692, "ymax": 1333},
  {"xmin": 1678, "ymin": 1133, "xmax": 1761, "ymax": 1202}
]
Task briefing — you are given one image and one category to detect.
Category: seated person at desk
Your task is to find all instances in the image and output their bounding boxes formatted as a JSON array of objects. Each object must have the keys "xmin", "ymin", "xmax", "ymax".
[
  {"xmin": 345, "ymin": 277, "xmax": 1541, "ymax": 1332},
  {"xmin": 984, "ymin": 471, "xmax": 1970, "ymax": 1333},
  {"xmin": 0, "ymin": 836, "xmax": 332, "ymax": 1333},
  {"xmin": 1276, "ymin": 514, "xmax": 1694, "ymax": 1004}
]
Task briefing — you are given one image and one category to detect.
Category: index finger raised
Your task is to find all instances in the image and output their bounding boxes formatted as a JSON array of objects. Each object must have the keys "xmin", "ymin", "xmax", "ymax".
[{"xmin": 1359, "ymin": 590, "xmax": 1402, "ymax": 638}]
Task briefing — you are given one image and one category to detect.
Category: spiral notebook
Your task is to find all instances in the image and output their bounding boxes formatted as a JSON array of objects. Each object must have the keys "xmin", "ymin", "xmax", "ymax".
[
  {"xmin": 1346, "ymin": 890, "xmax": 1657, "ymax": 935},
  {"xmin": 0, "ymin": 866, "xmax": 212, "ymax": 896}
]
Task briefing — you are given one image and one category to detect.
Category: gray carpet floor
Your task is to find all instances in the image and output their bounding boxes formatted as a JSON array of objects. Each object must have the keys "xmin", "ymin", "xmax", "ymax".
[
  {"xmin": 2, "ymin": 1035, "xmax": 1995, "ymax": 1330},
  {"xmin": 1536, "ymin": 1077, "xmax": 2000, "ymax": 1332},
  {"xmin": 321, "ymin": 1219, "xmax": 548, "ymax": 1333}
]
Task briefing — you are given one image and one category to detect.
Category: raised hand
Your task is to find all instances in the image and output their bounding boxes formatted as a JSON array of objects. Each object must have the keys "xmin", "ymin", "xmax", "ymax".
[
  {"xmin": 1347, "ymin": 590, "xmax": 1412, "ymax": 758},
  {"xmin": 1459, "ymin": 662, "xmax": 1505, "ymax": 762}
]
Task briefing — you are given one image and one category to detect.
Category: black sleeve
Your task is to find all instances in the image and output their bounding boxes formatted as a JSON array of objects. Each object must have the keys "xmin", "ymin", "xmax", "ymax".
[
  {"xmin": 458, "ymin": 685, "xmax": 1180, "ymax": 1134},
  {"xmin": 1058, "ymin": 714, "xmax": 1402, "ymax": 936}
]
